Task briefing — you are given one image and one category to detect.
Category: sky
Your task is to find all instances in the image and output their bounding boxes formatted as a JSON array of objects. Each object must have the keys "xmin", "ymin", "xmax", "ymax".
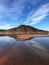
[{"xmin": 0, "ymin": 0, "xmax": 49, "ymax": 31}]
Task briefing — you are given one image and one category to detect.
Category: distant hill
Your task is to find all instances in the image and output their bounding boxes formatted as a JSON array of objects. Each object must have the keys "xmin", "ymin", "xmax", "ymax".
[
  {"xmin": 8, "ymin": 25, "xmax": 48, "ymax": 32},
  {"xmin": 0, "ymin": 29, "xmax": 6, "ymax": 32},
  {"xmin": 0, "ymin": 25, "xmax": 48, "ymax": 34}
]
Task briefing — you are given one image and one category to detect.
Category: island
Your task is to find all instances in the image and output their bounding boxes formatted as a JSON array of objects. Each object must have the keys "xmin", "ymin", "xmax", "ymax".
[{"xmin": 0, "ymin": 25, "xmax": 49, "ymax": 41}]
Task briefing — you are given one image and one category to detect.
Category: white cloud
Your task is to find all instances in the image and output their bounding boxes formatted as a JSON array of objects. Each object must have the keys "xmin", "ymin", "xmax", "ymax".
[
  {"xmin": 0, "ymin": 0, "xmax": 42, "ymax": 21},
  {"xmin": 0, "ymin": 0, "xmax": 28, "ymax": 29},
  {"xmin": 0, "ymin": 24, "xmax": 12, "ymax": 29},
  {"xmin": 32, "ymin": 3, "xmax": 49, "ymax": 18},
  {"xmin": 24, "ymin": 3, "xmax": 49, "ymax": 25},
  {"xmin": 31, "ymin": 14, "xmax": 48, "ymax": 25},
  {"xmin": 0, "ymin": 0, "xmax": 26, "ymax": 21},
  {"xmin": 0, "ymin": 0, "xmax": 49, "ymax": 29}
]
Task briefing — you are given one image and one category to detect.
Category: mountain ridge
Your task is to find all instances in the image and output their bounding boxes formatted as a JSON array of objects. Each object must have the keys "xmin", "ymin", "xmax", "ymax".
[
  {"xmin": 0, "ymin": 25, "xmax": 48, "ymax": 34},
  {"xmin": 8, "ymin": 25, "xmax": 48, "ymax": 32}
]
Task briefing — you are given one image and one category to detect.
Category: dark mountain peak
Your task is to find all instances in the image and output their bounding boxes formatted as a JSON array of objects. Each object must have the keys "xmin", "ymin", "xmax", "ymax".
[
  {"xmin": 18, "ymin": 25, "xmax": 35, "ymax": 30},
  {"xmin": 18, "ymin": 25, "xmax": 32, "ymax": 28},
  {"xmin": 17, "ymin": 25, "xmax": 39, "ymax": 31}
]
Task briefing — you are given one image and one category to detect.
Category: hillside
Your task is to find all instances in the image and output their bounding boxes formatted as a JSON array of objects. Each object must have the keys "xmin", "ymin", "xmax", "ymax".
[
  {"xmin": 0, "ymin": 29, "xmax": 6, "ymax": 32},
  {"xmin": 8, "ymin": 25, "xmax": 48, "ymax": 32},
  {"xmin": 0, "ymin": 25, "xmax": 48, "ymax": 35}
]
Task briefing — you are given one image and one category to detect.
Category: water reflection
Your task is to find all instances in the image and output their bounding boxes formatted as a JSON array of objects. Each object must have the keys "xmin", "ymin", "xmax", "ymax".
[
  {"xmin": 7, "ymin": 35, "xmax": 35, "ymax": 41},
  {"xmin": 0, "ymin": 36, "xmax": 17, "ymax": 58},
  {"xmin": 32, "ymin": 37, "xmax": 49, "ymax": 50},
  {"xmin": 0, "ymin": 36, "xmax": 49, "ymax": 65}
]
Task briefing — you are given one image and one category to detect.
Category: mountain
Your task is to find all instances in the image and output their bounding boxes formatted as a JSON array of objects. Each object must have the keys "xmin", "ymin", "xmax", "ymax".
[
  {"xmin": 0, "ymin": 29, "xmax": 6, "ymax": 32},
  {"xmin": 8, "ymin": 25, "xmax": 48, "ymax": 32},
  {"xmin": 0, "ymin": 25, "xmax": 48, "ymax": 35}
]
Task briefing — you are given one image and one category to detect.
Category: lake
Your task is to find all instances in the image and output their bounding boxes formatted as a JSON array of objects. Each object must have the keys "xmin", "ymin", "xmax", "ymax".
[{"xmin": 0, "ymin": 36, "xmax": 49, "ymax": 65}]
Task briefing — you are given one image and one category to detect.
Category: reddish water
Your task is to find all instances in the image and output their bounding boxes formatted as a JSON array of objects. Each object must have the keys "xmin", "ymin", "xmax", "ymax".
[{"xmin": 0, "ymin": 36, "xmax": 49, "ymax": 65}]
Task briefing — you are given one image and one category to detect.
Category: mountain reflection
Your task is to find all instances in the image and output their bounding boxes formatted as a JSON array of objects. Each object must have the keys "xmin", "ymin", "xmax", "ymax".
[
  {"xmin": 8, "ymin": 35, "xmax": 34, "ymax": 41},
  {"xmin": 0, "ymin": 36, "xmax": 49, "ymax": 65}
]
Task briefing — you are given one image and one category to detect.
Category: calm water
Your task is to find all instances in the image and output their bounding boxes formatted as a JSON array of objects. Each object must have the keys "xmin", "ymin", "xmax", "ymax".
[{"xmin": 0, "ymin": 36, "xmax": 49, "ymax": 65}]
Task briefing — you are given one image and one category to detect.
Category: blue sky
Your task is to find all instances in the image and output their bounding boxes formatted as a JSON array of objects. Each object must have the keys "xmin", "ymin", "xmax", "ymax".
[{"xmin": 0, "ymin": 0, "xmax": 49, "ymax": 31}]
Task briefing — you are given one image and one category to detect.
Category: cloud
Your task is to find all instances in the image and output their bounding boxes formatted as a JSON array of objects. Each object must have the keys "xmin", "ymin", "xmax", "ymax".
[
  {"xmin": 32, "ymin": 3, "xmax": 49, "ymax": 18},
  {"xmin": 31, "ymin": 14, "xmax": 48, "ymax": 25},
  {"xmin": 0, "ymin": 0, "xmax": 42, "ymax": 21},
  {"xmin": 0, "ymin": 0, "xmax": 27, "ymax": 29},
  {"xmin": 24, "ymin": 3, "xmax": 49, "ymax": 25},
  {"xmin": 0, "ymin": 0, "xmax": 49, "ymax": 29},
  {"xmin": 0, "ymin": 0, "xmax": 26, "ymax": 21},
  {"xmin": 0, "ymin": 24, "xmax": 12, "ymax": 29}
]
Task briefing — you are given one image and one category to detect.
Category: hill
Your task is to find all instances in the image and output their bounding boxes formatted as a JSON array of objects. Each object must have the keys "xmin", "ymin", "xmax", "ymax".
[
  {"xmin": 0, "ymin": 25, "xmax": 48, "ymax": 35},
  {"xmin": 0, "ymin": 29, "xmax": 6, "ymax": 32},
  {"xmin": 8, "ymin": 25, "xmax": 48, "ymax": 33}
]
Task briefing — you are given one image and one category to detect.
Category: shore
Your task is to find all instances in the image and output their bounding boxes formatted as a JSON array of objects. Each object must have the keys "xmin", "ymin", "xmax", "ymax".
[{"xmin": 16, "ymin": 34, "xmax": 49, "ymax": 41}]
